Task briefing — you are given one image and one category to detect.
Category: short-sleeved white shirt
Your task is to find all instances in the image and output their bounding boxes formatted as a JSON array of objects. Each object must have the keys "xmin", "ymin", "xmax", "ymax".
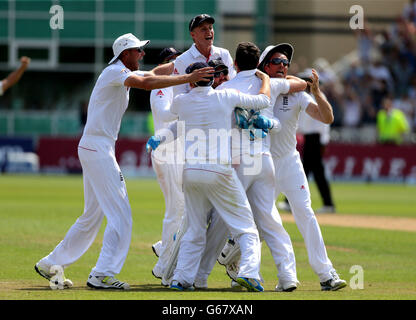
[
  {"xmin": 82, "ymin": 60, "xmax": 143, "ymax": 142},
  {"xmin": 270, "ymin": 91, "xmax": 314, "ymax": 159},
  {"xmin": 172, "ymin": 43, "xmax": 236, "ymax": 96},
  {"xmin": 217, "ymin": 70, "xmax": 290, "ymax": 156},
  {"xmin": 170, "ymin": 86, "xmax": 270, "ymax": 165}
]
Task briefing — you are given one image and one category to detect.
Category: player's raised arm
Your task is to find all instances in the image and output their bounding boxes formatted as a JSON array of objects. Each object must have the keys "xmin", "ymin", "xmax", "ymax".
[
  {"xmin": 286, "ymin": 75, "xmax": 307, "ymax": 93},
  {"xmin": 1, "ymin": 56, "xmax": 31, "ymax": 93},
  {"xmin": 305, "ymin": 69, "xmax": 334, "ymax": 124},
  {"xmin": 124, "ymin": 67, "xmax": 214, "ymax": 90}
]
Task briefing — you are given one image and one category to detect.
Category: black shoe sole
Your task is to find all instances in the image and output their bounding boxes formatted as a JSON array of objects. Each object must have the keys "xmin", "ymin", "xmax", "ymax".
[
  {"xmin": 283, "ymin": 286, "xmax": 297, "ymax": 292},
  {"xmin": 86, "ymin": 281, "xmax": 126, "ymax": 290},
  {"xmin": 321, "ymin": 282, "xmax": 347, "ymax": 291}
]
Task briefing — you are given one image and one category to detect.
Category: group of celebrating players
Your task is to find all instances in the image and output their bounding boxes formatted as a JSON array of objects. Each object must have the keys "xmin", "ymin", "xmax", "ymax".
[{"xmin": 34, "ymin": 13, "xmax": 347, "ymax": 293}]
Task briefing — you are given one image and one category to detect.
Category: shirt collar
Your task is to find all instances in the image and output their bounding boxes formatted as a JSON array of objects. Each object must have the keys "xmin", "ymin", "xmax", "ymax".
[
  {"xmin": 190, "ymin": 43, "xmax": 219, "ymax": 60},
  {"xmin": 235, "ymin": 69, "xmax": 257, "ymax": 78}
]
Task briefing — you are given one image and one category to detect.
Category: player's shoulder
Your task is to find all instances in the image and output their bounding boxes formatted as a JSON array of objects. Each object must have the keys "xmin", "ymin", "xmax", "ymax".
[{"xmin": 175, "ymin": 48, "xmax": 193, "ymax": 63}]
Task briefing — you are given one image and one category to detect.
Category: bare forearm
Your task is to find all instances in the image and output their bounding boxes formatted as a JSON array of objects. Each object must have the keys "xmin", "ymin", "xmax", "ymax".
[
  {"xmin": 151, "ymin": 62, "xmax": 174, "ymax": 76},
  {"xmin": 287, "ymin": 76, "xmax": 307, "ymax": 93},
  {"xmin": 313, "ymin": 90, "xmax": 334, "ymax": 124},
  {"xmin": 126, "ymin": 74, "xmax": 190, "ymax": 90},
  {"xmin": 258, "ymin": 77, "xmax": 271, "ymax": 98},
  {"xmin": 2, "ymin": 66, "xmax": 27, "ymax": 91}
]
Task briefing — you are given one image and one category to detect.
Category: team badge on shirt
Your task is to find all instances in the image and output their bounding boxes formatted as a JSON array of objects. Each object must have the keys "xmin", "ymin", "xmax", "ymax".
[
  {"xmin": 156, "ymin": 90, "xmax": 164, "ymax": 97},
  {"xmin": 280, "ymin": 95, "xmax": 291, "ymax": 112}
]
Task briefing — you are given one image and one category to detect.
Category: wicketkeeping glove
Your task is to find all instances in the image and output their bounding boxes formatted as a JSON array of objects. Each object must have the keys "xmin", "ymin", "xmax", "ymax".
[
  {"xmin": 251, "ymin": 111, "xmax": 273, "ymax": 130},
  {"xmin": 234, "ymin": 107, "xmax": 250, "ymax": 129},
  {"xmin": 146, "ymin": 135, "xmax": 161, "ymax": 153}
]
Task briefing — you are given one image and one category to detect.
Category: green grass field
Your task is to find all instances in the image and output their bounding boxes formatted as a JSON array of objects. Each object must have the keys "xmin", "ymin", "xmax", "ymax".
[{"xmin": 0, "ymin": 174, "xmax": 415, "ymax": 301}]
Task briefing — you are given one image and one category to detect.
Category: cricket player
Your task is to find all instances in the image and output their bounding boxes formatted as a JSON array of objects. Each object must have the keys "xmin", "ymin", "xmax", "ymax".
[
  {"xmin": 152, "ymin": 14, "xmax": 238, "ymax": 287},
  {"xmin": 34, "ymin": 33, "xmax": 214, "ymax": 290},
  {"xmin": 0, "ymin": 56, "xmax": 31, "ymax": 96},
  {"xmin": 172, "ymin": 13, "xmax": 236, "ymax": 96},
  {"xmin": 195, "ymin": 42, "xmax": 307, "ymax": 291},
  {"xmin": 149, "ymin": 47, "xmax": 185, "ymax": 282},
  {"xmin": 259, "ymin": 43, "xmax": 347, "ymax": 291},
  {"xmin": 150, "ymin": 61, "xmax": 272, "ymax": 292}
]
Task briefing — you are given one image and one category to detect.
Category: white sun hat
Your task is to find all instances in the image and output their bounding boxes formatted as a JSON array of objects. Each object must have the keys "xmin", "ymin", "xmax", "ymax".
[{"xmin": 108, "ymin": 33, "xmax": 150, "ymax": 64}]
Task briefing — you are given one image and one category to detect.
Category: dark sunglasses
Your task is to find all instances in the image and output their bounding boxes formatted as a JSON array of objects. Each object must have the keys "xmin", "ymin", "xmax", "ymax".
[
  {"xmin": 269, "ymin": 57, "xmax": 289, "ymax": 66},
  {"xmin": 214, "ymin": 69, "xmax": 228, "ymax": 78},
  {"xmin": 130, "ymin": 47, "xmax": 143, "ymax": 53}
]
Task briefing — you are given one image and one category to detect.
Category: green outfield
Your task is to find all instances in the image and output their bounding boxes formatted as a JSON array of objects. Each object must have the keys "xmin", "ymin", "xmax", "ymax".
[{"xmin": 0, "ymin": 174, "xmax": 415, "ymax": 300}]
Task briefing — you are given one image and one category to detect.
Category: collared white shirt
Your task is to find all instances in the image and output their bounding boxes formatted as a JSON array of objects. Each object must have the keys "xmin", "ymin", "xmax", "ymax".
[
  {"xmin": 270, "ymin": 91, "xmax": 315, "ymax": 159},
  {"xmin": 172, "ymin": 43, "xmax": 237, "ymax": 96},
  {"xmin": 170, "ymin": 86, "xmax": 270, "ymax": 165},
  {"xmin": 82, "ymin": 60, "xmax": 144, "ymax": 142},
  {"xmin": 217, "ymin": 69, "xmax": 290, "ymax": 156}
]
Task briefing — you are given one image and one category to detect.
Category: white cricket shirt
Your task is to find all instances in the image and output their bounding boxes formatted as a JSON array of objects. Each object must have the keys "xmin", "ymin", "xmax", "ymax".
[
  {"xmin": 82, "ymin": 60, "xmax": 144, "ymax": 142},
  {"xmin": 270, "ymin": 91, "xmax": 315, "ymax": 159},
  {"xmin": 150, "ymin": 86, "xmax": 179, "ymax": 161},
  {"xmin": 217, "ymin": 70, "xmax": 290, "ymax": 156},
  {"xmin": 170, "ymin": 86, "xmax": 270, "ymax": 165},
  {"xmin": 172, "ymin": 43, "xmax": 237, "ymax": 96},
  {"xmin": 150, "ymin": 87, "xmax": 176, "ymax": 133}
]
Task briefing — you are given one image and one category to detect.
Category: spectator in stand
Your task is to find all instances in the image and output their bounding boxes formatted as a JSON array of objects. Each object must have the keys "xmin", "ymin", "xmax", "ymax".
[
  {"xmin": 361, "ymin": 93, "xmax": 378, "ymax": 124},
  {"xmin": 402, "ymin": 0, "xmax": 416, "ymax": 25},
  {"xmin": 391, "ymin": 53, "xmax": 413, "ymax": 98},
  {"xmin": 355, "ymin": 26, "xmax": 373, "ymax": 66},
  {"xmin": 341, "ymin": 83, "xmax": 362, "ymax": 127},
  {"xmin": 377, "ymin": 96, "xmax": 410, "ymax": 144}
]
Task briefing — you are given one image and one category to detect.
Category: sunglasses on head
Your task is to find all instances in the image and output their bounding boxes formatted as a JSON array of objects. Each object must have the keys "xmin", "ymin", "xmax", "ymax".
[
  {"xmin": 269, "ymin": 57, "xmax": 289, "ymax": 66},
  {"xmin": 214, "ymin": 69, "xmax": 228, "ymax": 78}
]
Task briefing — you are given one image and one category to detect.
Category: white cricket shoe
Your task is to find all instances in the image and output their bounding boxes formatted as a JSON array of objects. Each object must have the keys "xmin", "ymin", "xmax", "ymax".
[
  {"xmin": 34, "ymin": 261, "xmax": 73, "ymax": 288},
  {"xmin": 87, "ymin": 275, "xmax": 130, "ymax": 290},
  {"xmin": 275, "ymin": 280, "xmax": 298, "ymax": 292},
  {"xmin": 152, "ymin": 240, "xmax": 162, "ymax": 257},
  {"xmin": 320, "ymin": 270, "xmax": 347, "ymax": 291}
]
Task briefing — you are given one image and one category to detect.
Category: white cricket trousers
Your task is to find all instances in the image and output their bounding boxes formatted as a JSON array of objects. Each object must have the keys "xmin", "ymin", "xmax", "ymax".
[
  {"xmin": 151, "ymin": 153, "xmax": 184, "ymax": 274},
  {"xmin": 198, "ymin": 154, "xmax": 297, "ymax": 283},
  {"xmin": 274, "ymin": 150, "xmax": 334, "ymax": 282},
  {"xmin": 173, "ymin": 163, "xmax": 261, "ymax": 287},
  {"xmin": 40, "ymin": 135, "xmax": 132, "ymax": 277}
]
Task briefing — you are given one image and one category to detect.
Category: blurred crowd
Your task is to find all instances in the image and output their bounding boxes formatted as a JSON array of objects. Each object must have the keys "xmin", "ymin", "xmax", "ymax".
[{"xmin": 290, "ymin": 0, "xmax": 416, "ymax": 138}]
